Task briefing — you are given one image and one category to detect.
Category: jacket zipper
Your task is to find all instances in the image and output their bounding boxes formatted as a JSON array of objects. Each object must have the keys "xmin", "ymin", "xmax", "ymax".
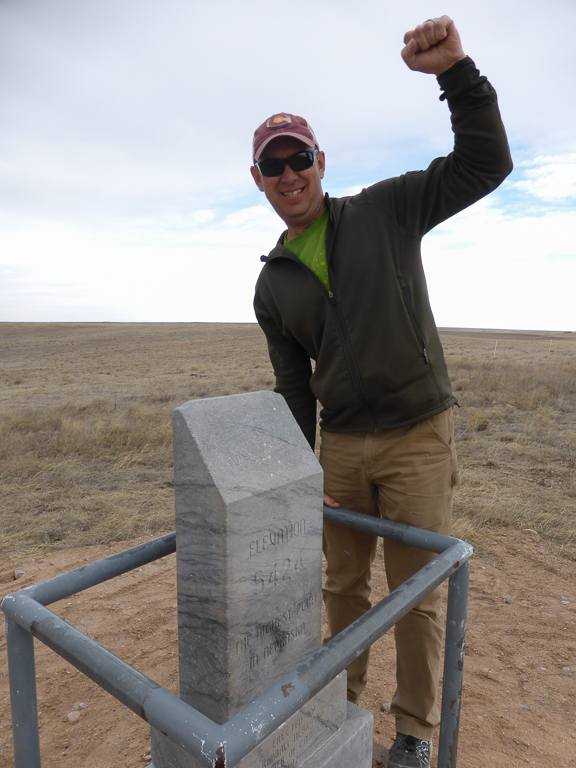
[
  {"xmin": 324, "ymin": 214, "xmax": 378, "ymax": 430},
  {"xmin": 399, "ymin": 275, "xmax": 429, "ymax": 364},
  {"xmin": 267, "ymin": 247, "xmax": 378, "ymax": 430},
  {"xmin": 328, "ymin": 289, "xmax": 378, "ymax": 430},
  {"xmin": 399, "ymin": 275, "xmax": 442, "ymax": 398}
]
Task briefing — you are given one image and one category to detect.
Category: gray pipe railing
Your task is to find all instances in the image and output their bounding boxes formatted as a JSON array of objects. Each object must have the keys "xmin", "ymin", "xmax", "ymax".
[{"xmin": 2, "ymin": 508, "xmax": 473, "ymax": 768}]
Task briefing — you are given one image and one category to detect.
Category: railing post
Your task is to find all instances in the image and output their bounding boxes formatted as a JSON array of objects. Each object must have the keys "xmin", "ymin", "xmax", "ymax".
[
  {"xmin": 5, "ymin": 616, "xmax": 42, "ymax": 768},
  {"xmin": 438, "ymin": 559, "xmax": 471, "ymax": 768}
]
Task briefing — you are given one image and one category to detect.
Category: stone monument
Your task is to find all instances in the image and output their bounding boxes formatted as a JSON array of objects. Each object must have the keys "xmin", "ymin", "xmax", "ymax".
[{"xmin": 151, "ymin": 390, "xmax": 373, "ymax": 767}]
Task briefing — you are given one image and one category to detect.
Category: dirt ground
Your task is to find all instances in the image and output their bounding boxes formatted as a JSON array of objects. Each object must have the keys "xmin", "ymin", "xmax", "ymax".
[
  {"xmin": 1, "ymin": 323, "xmax": 575, "ymax": 766},
  {"xmin": 1, "ymin": 528, "xmax": 575, "ymax": 768}
]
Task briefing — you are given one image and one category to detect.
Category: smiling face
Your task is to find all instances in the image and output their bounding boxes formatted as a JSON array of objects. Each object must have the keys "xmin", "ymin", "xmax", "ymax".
[{"xmin": 250, "ymin": 136, "xmax": 326, "ymax": 240}]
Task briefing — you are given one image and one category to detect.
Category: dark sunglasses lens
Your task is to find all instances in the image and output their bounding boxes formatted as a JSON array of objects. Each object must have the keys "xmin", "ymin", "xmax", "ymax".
[
  {"xmin": 258, "ymin": 158, "xmax": 285, "ymax": 177},
  {"xmin": 288, "ymin": 152, "xmax": 315, "ymax": 172},
  {"xmin": 258, "ymin": 151, "xmax": 316, "ymax": 177}
]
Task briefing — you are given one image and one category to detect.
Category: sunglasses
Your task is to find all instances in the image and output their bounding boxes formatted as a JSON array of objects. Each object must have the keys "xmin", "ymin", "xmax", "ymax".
[{"xmin": 256, "ymin": 149, "xmax": 319, "ymax": 177}]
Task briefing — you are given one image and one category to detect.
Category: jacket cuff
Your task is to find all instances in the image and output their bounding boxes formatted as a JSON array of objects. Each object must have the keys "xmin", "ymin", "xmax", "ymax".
[{"xmin": 437, "ymin": 56, "xmax": 489, "ymax": 103}]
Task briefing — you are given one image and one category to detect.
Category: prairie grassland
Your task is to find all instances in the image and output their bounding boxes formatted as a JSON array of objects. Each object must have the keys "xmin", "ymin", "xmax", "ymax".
[
  {"xmin": 0, "ymin": 323, "xmax": 574, "ymax": 559},
  {"xmin": 443, "ymin": 332, "xmax": 576, "ymax": 553}
]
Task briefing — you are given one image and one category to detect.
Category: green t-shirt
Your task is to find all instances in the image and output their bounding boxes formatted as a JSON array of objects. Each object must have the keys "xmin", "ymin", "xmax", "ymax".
[{"xmin": 283, "ymin": 209, "xmax": 330, "ymax": 290}]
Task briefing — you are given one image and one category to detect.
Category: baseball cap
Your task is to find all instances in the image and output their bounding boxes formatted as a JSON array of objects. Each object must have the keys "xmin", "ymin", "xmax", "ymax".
[{"xmin": 252, "ymin": 113, "xmax": 319, "ymax": 163}]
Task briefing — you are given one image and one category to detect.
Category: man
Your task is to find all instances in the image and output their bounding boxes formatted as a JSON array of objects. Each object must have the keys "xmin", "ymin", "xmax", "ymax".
[{"xmin": 251, "ymin": 16, "xmax": 512, "ymax": 768}]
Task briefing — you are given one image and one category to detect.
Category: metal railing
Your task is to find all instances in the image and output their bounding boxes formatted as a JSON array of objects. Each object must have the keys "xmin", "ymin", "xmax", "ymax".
[{"xmin": 2, "ymin": 507, "xmax": 472, "ymax": 768}]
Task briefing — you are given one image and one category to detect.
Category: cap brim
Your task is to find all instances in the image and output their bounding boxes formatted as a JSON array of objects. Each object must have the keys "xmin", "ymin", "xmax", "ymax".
[{"xmin": 254, "ymin": 132, "xmax": 316, "ymax": 163}]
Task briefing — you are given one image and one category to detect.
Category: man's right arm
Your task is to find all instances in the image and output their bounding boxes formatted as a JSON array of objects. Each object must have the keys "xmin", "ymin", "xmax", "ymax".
[
  {"xmin": 255, "ymin": 293, "xmax": 339, "ymax": 507},
  {"xmin": 254, "ymin": 290, "xmax": 318, "ymax": 450}
]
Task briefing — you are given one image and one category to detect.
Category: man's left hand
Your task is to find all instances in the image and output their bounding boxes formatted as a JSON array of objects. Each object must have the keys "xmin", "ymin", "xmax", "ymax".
[
  {"xmin": 323, "ymin": 492, "xmax": 340, "ymax": 509},
  {"xmin": 401, "ymin": 15, "xmax": 466, "ymax": 75}
]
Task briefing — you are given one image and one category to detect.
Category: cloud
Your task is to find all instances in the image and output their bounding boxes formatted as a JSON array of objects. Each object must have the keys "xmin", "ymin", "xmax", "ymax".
[
  {"xmin": 0, "ymin": 204, "xmax": 283, "ymax": 322},
  {"xmin": 1, "ymin": 0, "xmax": 575, "ymax": 329},
  {"xmin": 3, "ymin": 0, "xmax": 574, "ymax": 225},
  {"xmin": 513, "ymin": 155, "xmax": 576, "ymax": 201},
  {"xmin": 423, "ymin": 196, "xmax": 576, "ymax": 331}
]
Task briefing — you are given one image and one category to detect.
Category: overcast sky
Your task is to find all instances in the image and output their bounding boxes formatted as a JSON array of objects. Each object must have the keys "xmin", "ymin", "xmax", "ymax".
[{"xmin": 1, "ymin": 0, "xmax": 575, "ymax": 330}]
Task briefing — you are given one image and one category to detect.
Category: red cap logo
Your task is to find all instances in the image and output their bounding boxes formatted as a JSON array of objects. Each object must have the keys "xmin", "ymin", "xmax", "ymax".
[{"xmin": 266, "ymin": 114, "xmax": 292, "ymax": 130}]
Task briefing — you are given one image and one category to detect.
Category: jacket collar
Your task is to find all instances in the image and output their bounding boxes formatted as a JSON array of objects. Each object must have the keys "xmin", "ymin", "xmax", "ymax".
[{"xmin": 260, "ymin": 192, "xmax": 343, "ymax": 263}]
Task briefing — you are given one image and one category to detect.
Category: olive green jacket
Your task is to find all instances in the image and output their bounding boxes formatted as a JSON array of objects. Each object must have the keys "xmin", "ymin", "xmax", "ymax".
[{"xmin": 254, "ymin": 57, "xmax": 513, "ymax": 449}]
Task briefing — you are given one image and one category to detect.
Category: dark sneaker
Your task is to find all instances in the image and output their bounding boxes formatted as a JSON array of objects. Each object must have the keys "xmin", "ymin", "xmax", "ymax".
[{"xmin": 387, "ymin": 732, "xmax": 432, "ymax": 768}]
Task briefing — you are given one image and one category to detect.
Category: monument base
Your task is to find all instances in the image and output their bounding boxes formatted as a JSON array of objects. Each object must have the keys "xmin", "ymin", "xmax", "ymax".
[
  {"xmin": 151, "ymin": 676, "xmax": 373, "ymax": 768},
  {"xmin": 303, "ymin": 702, "xmax": 373, "ymax": 768}
]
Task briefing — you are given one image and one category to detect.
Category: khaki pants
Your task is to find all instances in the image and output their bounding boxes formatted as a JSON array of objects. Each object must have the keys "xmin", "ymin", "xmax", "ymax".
[{"xmin": 320, "ymin": 408, "xmax": 459, "ymax": 741}]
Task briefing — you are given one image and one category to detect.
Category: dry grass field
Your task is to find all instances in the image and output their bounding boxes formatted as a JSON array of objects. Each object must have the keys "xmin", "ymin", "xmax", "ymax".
[
  {"xmin": 1, "ymin": 322, "xmax": 574, "ymax": 558},
  {"xmin": 1, "ymin": 322, "xmax": 575, "ymax": 768}
]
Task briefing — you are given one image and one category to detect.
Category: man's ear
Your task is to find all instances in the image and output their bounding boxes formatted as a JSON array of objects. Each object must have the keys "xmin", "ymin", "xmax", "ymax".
[
  {"xmin": 317, "ymin": 150, "xmax": 326, "ymax": 180},
  {"xmin": 250, "ymin": 165, "xmax": 265, "ymax": 191}
]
